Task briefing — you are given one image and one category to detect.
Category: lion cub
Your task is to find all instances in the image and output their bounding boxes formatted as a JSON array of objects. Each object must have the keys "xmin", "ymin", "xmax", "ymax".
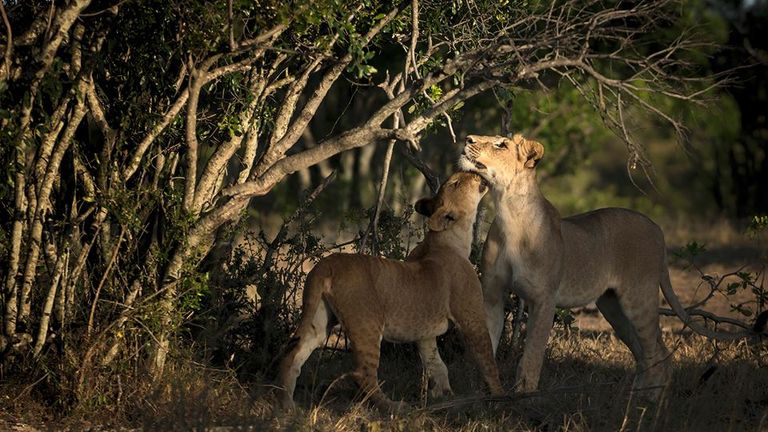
[{"xmin": 277, "ymin": 172, "xmax": 503, "ymax": 411}]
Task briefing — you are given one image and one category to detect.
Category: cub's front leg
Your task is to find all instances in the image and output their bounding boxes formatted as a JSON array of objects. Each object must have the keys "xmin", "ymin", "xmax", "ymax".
[
  {"xmin": 480, "ymin": 221, "xmax": 508, "ymax": 355},
  {"xmin": 416, "ymin": 338, "xmax": 453, "ymax": 398},
  {"xmin": 450, "ymin": 284, "xmax": 504, "ymax": 396}
]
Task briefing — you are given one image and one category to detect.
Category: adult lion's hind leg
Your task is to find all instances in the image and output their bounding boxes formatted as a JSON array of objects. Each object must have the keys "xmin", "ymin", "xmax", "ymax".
[
  {"xmin": 596, "ymin": 290, "xmax": 643, "ymax": 365},
  {"xmin": 614, "ymin": 283, "xmax": 672, "ymax": 403}
]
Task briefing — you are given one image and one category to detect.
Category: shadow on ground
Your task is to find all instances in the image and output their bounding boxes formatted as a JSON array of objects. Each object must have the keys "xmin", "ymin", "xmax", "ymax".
[{"xmin": 277, "ymin": 329, "xmax": 768, "ymax": 431}]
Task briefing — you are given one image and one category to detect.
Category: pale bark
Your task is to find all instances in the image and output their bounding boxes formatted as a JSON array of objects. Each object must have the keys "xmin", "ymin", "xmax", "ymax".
[
  {"xmin": 0, "ymin": 1, "xmax": 12, "ymax": 85},
  {"xmin": 16, "ymin": 0, "xmax": 91, "ymax": 138},
  {"xmin": 18, "ymin": 92, "xmax": 88, "ymax": 326},
  {"xmin": 182, "ymin": 68, "xmax": 204, "ymax": 212},
  {"xmin": 27, "ymin": 97, "xmax": 72, "ymax": 223},
  {"xmin": 193, "ymin": 74, "xmax": 266, "ymax": 213},
  {"xmin": 3, "ymin": 170, "xmax": 26, "ymax": 336},
  {"xmin": 123, "ymin": 90, "xmax": 190, "ymax": 181},
  {"xmin": 32, "ymin": 247, "xmax": 68, "ymax": 356}
]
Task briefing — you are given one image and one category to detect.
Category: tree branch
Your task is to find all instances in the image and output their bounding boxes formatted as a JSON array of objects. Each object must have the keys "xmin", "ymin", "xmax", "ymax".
[
  {"xmin": 182, "ymin": 63, "xmax": 204, "ymax": 212},
  {"xmin": 122, "ymin": 89, "xmax": 189, "ymax": 181},
  {"xmin": 253, "ymin": 4, "xmax": 404, "ymax": 177},
  {"xmin": 0, "ymin": 0, "xmax": 12, "ymax": 84}
]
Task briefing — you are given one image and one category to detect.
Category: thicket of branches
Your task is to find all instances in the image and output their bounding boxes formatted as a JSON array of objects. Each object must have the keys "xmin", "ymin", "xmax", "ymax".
[{"xmin": 0, "ymin": 0, "xmax": 741, "ymax": 407}]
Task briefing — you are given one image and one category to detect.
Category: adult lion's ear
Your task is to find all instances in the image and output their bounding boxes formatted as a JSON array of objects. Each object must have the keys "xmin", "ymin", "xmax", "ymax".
[
  {"xmin": 427, "ymin": 208, "xmax": 456, "ymax": 232},
  {"xmin": 521, "ymin": 138, "xmax": 544, "ymax": 168},
  {"xmin": 414, "ymin": 198, "xmax": 435, "ymax": 216}
]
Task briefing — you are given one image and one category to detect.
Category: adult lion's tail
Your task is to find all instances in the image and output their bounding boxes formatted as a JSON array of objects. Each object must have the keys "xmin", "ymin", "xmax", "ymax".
[{"xmin": 659, "ymin": 251, "xmax": 759, "ymax": 341}]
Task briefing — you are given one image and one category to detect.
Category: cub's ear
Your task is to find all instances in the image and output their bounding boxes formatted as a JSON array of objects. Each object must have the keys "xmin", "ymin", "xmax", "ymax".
[
  {"xmin": 414, "ymin": 198, "xmax": 435, "ymax": 216},
  {"xmin": 427, "ymin": 208, "xmax": 456, "ymax": 232},
  {"xmin": 521, "ymin": 138, "xmax": 544, "ymax": 169}
]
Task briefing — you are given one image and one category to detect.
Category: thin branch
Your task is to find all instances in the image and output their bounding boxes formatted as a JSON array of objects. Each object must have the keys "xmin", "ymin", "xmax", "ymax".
[
  {"xmin": 227, "ymin": 0, "xmax": 235, "ymax": 51},
  {"xmin": 253, "ymin": 4, "xmax": 404, "ymax": 177},
  {"xmin": 122, "ymin": 89, "xmax": 189, "ymax": 181},
  {"xmin": 0, "ymin": 0, "xmax": 12, "ymax": 84},
  {"xmin": 183, "ymin": 62, "xmax": 204, "ymax": 212},
  {"xmin": 85, "ymin": 226, "xmax": 125, "ymax": 340},
  {"xmin": 658, "ymin": 308, "xmax": 753, "ymax": 332},
  {"xmin": 408, "ymin": 0, "xmax": 420, "ymax": 81}
]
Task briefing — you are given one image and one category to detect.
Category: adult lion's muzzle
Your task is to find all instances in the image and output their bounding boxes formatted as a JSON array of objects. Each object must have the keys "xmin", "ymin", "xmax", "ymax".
[{"xmin": 459, "ymin": 150, "xmax": 487, "ymax": 171}]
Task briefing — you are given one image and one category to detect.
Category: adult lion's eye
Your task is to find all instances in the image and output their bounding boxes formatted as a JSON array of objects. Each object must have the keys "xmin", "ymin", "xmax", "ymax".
[{"xmin": 494, "ymin": 141, "xmax": 508, "ymax": 149}]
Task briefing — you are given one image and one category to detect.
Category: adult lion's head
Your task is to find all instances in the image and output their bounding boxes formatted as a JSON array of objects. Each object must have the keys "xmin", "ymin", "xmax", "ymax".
[{"xmin": 458, "ymin": 134, "xmax": 544, "ymax": 189}]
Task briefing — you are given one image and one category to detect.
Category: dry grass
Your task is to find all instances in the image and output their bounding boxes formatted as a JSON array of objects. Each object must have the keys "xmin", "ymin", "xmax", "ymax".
[
  {"xmin": 242, "ymin": 217, "xmax": 768, "ymax": 431},
  {"xmin": 3, "ymin": 328, "xmax": 766, "ymax": 431},
  {"xmin": 2, "ymin": 218, "xmax": 766, "ymax": 431},
  {"xmin": 239, "ymin": 329, "xmax": 766, "ymax": 432}
]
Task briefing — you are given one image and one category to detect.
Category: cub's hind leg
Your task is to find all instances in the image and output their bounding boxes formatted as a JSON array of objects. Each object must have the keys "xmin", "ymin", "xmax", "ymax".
[
  {"xmin": 329, "ymin": 288, "xmax": 397, "ymax": 411},
  {"xmin": 276, "ymin": 298, "xmax": 333, "ymax": 410},
  {"xmin": 344, "ymin": 322, "xmax": 401, "ymax": 411}
]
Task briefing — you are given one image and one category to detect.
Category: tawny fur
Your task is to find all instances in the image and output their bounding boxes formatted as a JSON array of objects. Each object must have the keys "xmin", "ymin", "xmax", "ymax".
[
  {"xmin": 459, "ymin": 134, "xmax": 677, "ymax": 400},
  {"xmin": 276, "ymin": 172, "xmax": 503, "ymax": 411}
]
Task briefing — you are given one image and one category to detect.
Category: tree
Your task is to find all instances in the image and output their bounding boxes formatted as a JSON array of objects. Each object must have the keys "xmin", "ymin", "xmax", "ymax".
[
  {"xmin": 708, "ymin": 0, "xmax": 768, "ymax": 216},
  {"xmin": 0, "ymin": 0, "xmax": 722, "ymax": 382}
]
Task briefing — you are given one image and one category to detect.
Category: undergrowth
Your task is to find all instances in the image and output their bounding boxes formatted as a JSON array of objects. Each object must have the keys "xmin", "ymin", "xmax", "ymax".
[{"xmin": 1, "ymin": 205, "xmax": 767, "ymax": 431}]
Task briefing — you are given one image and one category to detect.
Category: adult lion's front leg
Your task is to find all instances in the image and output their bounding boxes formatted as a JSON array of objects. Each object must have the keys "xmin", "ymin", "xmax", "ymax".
[{"xmin": 515, "ymin": 298, "xmax": 556, "ymax": 392}]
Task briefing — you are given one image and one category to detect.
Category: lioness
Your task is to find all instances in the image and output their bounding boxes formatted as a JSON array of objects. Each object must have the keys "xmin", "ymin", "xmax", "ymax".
[
  {"xmin": 276, "ymin": 172, "xmax": 503, "ymax": 411},
  {"xmin": 457, "ymin": 134, "xmax": 711, "ymax": 398}
]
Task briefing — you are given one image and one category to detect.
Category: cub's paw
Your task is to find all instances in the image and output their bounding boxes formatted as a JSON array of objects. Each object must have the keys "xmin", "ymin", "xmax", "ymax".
[{"xmin": 429, "ymin": 384, "xmax": 454, "ymax": 400}]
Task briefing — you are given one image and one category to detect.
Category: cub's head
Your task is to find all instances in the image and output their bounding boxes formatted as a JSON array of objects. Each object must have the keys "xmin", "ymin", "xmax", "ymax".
[
  {"xmin": 458, "ymin": 133, "xmax": 544, "ymax": 189},
  {"xmin": 413, "ymin": 171, "xmax": 488, "ymax": 232}
]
